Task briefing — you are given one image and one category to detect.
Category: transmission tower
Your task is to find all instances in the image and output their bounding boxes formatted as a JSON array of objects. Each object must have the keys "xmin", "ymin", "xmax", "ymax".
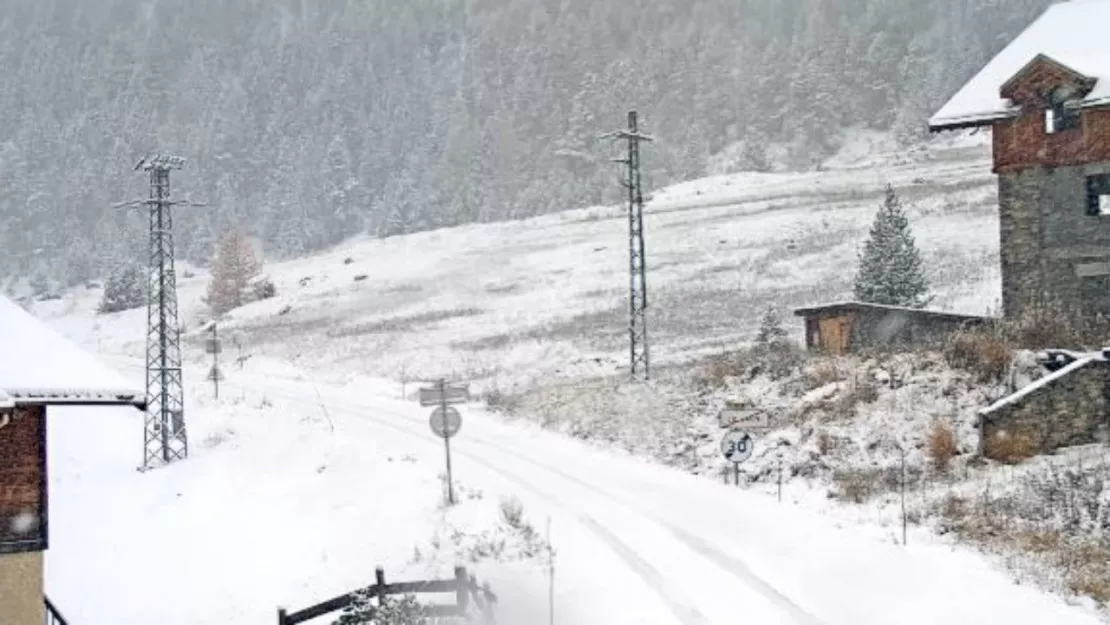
[
  {"xmin": 603, "ymin": 112, "xmax": 654, "ymax": 381},
  {"xmin": 121, "ymin": 154, "xmax": 196, "ymax": 469}
]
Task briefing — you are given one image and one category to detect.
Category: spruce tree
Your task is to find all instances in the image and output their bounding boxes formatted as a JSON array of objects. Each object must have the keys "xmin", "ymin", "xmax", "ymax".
[
  {"xmin": 756, "ymin": 306, "xmax": 788, "ymax": 345},
  {"xmin": 98, "ymin": 263, "xmax": 146, "ymax": 314},
  {"xmin": 853, "ymin": 184, "xmax": 930, "ymax": 308}
]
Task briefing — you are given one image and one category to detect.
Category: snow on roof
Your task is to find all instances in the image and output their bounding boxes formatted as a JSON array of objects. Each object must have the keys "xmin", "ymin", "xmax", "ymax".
[
  {"xmin": 0, "ymin": 294, "xmax": 144, "ymax": 407},
  {"xmin": 980, "ymin": 353, "xmax": 1103, "ymax": 416},
  {"xmin": 930, "ymin": 0, "xmax": 1110, "ymax": 131},
  {"xmin": 792, "ymin": 300, "xmax": 990, "ymax": 322}
]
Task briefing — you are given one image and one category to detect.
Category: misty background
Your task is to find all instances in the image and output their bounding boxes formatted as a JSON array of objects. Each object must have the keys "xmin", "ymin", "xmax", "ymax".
[{"xmin": 0, "ymin": 0, "xmax": 1049, "ymax": 286}]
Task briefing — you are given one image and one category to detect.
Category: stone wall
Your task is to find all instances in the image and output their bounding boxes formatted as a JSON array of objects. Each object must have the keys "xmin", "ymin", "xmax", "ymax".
[
  {"xmin": 846, "ymin": 309, "xmax": 982, "ymax": 350},
  {"xmin": 997, "ymin": 162, "xmax": 1110, "ymax": 318},
  {"xmin": 982, "ymin": 362, "xmax": 1110, "ymax": 459}
]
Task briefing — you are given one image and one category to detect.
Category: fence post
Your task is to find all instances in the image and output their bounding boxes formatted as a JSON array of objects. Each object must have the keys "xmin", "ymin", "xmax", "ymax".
[
  {"xmin": 455, "ymin": 566, "xmax": 470, "ymax": 612},
  {"xmin": 277, "ymin": 608, "xmax": 288, "ymax": 625},
  {"xmin": 375, "ymin": 567, "xmax": 387, "ymax": 605}
]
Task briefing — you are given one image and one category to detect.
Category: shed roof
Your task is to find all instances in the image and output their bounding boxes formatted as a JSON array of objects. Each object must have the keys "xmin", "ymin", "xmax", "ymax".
[
  {"xmin": 929, "ymin": 0, "xmax": 1110, "ymax": 131},
  {"xmin": 792, "ymin": 301, "xmax": 990, "ymax": 324},
  {"xmin": 0, "ymin": 294, "xmax": 145, "ymax": 408}
]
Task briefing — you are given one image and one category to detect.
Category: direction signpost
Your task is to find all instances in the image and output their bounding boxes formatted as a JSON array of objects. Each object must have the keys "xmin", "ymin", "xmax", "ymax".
[
  {"xmin": 421, "ymin": 379, "xmax": 468, "ymax": 505},
  {"xmin": 720, "ymin": 429, "xmax": 754, "ymax": 486}
]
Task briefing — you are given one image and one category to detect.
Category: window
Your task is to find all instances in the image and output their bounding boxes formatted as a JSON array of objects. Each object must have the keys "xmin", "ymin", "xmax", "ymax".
[
  {"xmin": 1046, "ymin": 87, "xmax": 1081, "ymax": 134},
  {"xmin": 1087, "ymin": 174, "xmax": 1110, "ymax": 216}
]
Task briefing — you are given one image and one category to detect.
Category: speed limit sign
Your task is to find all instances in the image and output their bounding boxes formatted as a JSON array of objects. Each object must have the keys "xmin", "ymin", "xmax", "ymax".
[{"xmin": 720, "ymin": 430, "xmax": 754, "ymax": 464}]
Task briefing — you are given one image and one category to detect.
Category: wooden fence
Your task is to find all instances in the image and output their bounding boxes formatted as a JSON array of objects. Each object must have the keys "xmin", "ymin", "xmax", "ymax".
[{"xmin": 278, "ymin": 566, "xmax": 496, "ymax": 625}]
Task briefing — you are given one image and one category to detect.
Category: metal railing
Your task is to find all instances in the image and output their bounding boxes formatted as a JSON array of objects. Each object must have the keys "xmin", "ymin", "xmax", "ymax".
[{"xmin": 45, "ymin": 597, "xmax": 69, "ymax": 625}]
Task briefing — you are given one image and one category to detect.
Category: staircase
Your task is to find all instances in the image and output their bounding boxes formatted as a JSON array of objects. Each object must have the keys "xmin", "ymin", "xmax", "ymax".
[{"xmin": 44, "ymin": 597, "xmax": 69, "ymax": 625}]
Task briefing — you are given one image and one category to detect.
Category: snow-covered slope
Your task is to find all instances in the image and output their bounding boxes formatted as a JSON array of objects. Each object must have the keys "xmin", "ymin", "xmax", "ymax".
[
  {"xmin": 41, "ymin": 132, "xmax": 999, "ymax": 394},
  {"xmin": 26, "ymin": 132, "xmax": 1099, "ymax": 625}
]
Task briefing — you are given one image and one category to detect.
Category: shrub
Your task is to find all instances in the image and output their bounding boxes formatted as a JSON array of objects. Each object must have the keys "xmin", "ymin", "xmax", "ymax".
[
  {"xmin": 943, "ymin": 327, "xmax": 1012, "ymax": 382},
  {"xmin": 831, "ymin": 468, "xmax": 883, "ymax": 503},
  {"xmin": 927, "ymin": 421, "xmax": 958, "ymax": 472},
  {"xmin": 250, "ymin": 276, "xmax": 276, "ymax": 301},
  {"xmin": 983, "ymin": 429, "xmax": 1037, "ymax": 464},
  {"xmin": 98, "ymin": 263, "xmax": 146, "ymax": 314}
]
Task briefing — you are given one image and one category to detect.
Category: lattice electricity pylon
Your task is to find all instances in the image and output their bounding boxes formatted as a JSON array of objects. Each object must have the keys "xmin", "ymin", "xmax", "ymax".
[
  {"xmin": 117, "ymin": 154, "xmax": 204, "ymax": 469},
  {"xmin": 602, "ymin": 112, "xmax": 654, "ymax": 381}
]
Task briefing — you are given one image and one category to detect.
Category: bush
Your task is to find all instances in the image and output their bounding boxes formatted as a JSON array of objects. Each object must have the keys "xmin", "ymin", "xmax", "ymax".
[
  {"xmin": 98, "ymin": 263, "xmax": 146, "ymax": 314},
  {"xmin": 983, "ymin": 429, "xmax": 1037, "ymax": 464},
  {"xmin": 943, "ymin": 327, "xmax": 1012, "ymax": 383},
  {"xmin": 927, "ymin": 421, "xmax": 958, "ymax": 472},
  {"xmin": 696, "ymin": 340, "xmax": 804, "ymax": 388},
  {"xmin": 250, "ymin": 276, "xmax": 276, "ymax": 302}
]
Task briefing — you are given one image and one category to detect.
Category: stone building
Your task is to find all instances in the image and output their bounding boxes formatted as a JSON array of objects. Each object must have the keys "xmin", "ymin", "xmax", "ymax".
[
  {"xmin": 979, "ymin": 349, "xmax": 1110, "ymax": 460},
  {"xmin": 0, "ymin": 295, "xmax": 145, "ymax": 625},
  {"xmin": 929, "ymin": 0, "xmax": 1110, "ymax": 319},
  {"xmin": 793, "ymin": 301, "xmax": 988, "ymax": 355}
]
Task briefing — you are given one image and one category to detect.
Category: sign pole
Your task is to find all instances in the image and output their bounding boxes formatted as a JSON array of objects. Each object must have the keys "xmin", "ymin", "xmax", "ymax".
[
  {"xmin": 212, "ymin": 323, "xmax": 220, "ymax": 400},
  {"xmin": 440, "ymin": 378, "xmax": 456, "ymax": 506},
  {"xmin": 733, "ymin": 462, "xmax": 739, "ymax": 487}
]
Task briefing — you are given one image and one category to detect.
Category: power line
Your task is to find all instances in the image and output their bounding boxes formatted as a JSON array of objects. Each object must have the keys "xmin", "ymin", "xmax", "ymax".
[
  {"xmin": 602, "ymin": 112, "xmax": 654, "ymax": 381},
  {"xmin": 119, "ymin": 154, "xmax": 204, "ymax": 469}
]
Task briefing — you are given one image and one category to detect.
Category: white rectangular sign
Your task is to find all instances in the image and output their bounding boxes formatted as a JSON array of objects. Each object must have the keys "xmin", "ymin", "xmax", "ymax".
[
  {"xmin": 419, "ymin": 385, "xmax": 470, "ymax": 407},
  {"xmin": 719, "ymin": 410, "xmax": 770, "ymax": 430}
]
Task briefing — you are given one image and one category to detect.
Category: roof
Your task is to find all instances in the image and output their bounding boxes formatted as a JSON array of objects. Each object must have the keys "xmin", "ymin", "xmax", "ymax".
[
  {"xmin": 929, "ymin": 0, "xmax": 1110, "ymax": 131},
  {"xmin": 980, "ymin": 351, "xmax": 1104, "ymax": 416},
  {"xmin": 792, "ymin": 301, "xmax": 990, "ymax": 323},
  {"xmin": 0, "ymin": 294, "xmax": 145, "ymax": 408}
]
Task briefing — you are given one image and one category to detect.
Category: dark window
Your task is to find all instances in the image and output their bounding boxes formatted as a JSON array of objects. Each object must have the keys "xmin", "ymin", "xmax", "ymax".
[{"xmin": 1087, "ymin": 174, "xmax": 1110, "ymax": 216}]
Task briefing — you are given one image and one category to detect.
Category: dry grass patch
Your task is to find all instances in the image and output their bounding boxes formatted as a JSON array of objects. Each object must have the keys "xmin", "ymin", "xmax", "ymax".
[
  {"xmin": 983, "ymin": 430, "xmax": 1037, "ymax": 464},
  {"xmin": 927, "ymin": 421, "xmax": 958, "ymax": 472},
  {"xmin": 943, "ymin": 326, "xmax": 1012, "ymax": 383}
]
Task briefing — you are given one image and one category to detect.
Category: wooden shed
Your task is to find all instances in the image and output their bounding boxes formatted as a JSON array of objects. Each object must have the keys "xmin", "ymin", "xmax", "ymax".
[{"xmin": 793, "ymin": 301, "xmax": 990, "ymax": 355}]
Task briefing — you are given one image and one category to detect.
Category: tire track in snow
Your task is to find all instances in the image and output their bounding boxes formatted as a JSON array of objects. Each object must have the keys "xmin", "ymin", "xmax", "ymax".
[
  {"xmin": 134, "ymin": 368, "xmax": 711, "ymax": 625},
  {"xmin": 104, "ymin": 356, "xmax": 820, "ymax": 624}
]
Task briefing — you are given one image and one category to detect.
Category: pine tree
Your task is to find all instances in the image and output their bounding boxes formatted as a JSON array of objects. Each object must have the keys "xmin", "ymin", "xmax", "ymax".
[
  {"xmin": 98, "ymin": 263, "xmax": 146, "ymax": 314},
  {"xmin": 853, "ymin": 184, "xmax": 931, "ymax": 308},
  {"xmin": 206, "ymin": 230, "xmax": 262, "ymax": 315},
  {"xmin": 756, "ymin": 306, "xmax": 788, "ymax": 344}
]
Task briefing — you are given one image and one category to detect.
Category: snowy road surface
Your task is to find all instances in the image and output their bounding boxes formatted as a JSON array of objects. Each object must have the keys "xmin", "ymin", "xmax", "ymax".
[{"xmin": 68, "ymin": 356, "xmax": 1098, "ymax": 625}]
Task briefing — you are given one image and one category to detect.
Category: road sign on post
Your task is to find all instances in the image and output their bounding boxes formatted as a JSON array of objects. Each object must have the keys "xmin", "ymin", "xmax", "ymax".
[
  {"xmin": 719, "ymin": 409, "xmax": 770, "ymax": 431},
  {"xmin": 720, "ymin": 430, "xmax": 754, "ymax": 486},
  {"xmin": 420, "ymin": 383, "xmax": 469, "ymax": 407},
  {"xmin": 430, "ymin": 406, "xmax": 462, "ymax": 439}
]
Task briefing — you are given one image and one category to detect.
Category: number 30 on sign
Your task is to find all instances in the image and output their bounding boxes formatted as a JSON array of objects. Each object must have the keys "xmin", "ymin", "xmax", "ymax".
[{"xmin": 720, "ymin": 430, "xmax": 754, "ymax": 464}]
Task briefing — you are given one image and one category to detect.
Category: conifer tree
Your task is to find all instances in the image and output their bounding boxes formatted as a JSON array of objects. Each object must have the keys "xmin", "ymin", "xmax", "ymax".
[
  {"xmin": 206, "ymin": 231, "xmax": 262, "ymax": 315},
  {"xmin": 98, "ymin": 263, "xmax": 146, "ymax": 314},
  {"xmin": 853, "ymin": 184, "xmax": 930, "ymax": 308},
  {"xmin": 756, "ymin": 305, "xmax": 788, "ymax": 344}
]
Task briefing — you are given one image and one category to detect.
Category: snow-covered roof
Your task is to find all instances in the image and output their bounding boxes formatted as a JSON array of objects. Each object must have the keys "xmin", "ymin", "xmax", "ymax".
[
  {"xmin": 0, "ymin": 294, "xmax": 145, "ymax": 408},
  {"xmin": 980, "ymin": 352, "xmax": 1104, "ymax": 416},
  {"xmin": 930, "ymin": 0, "xmax": 1110, "ymax": 131},
  {"xmin": 793, "ymin": 301, "xmax": 989, "ymax": 322}
]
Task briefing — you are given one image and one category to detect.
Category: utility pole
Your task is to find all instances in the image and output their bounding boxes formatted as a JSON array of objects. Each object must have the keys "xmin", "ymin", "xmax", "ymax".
[
  {"xmin": 439, "ymin": 378, "xmax": 456, "ymax": 506},
  {"xmin": 207, "ymin": 322, "xmax": 222, "ymax": 399},
  {"xmin": 119, "ymin": 154, "xmax": 202, "ymax": 469},
  {"xmin": 603, "ymin": 112, "xmax": 653, "ymax": 381}
]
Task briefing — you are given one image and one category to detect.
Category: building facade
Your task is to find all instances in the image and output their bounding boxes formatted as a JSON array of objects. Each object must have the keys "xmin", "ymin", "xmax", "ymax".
[{"xmin": 930, "ymin": 1, "xmax": 1110, "ymax": 319}]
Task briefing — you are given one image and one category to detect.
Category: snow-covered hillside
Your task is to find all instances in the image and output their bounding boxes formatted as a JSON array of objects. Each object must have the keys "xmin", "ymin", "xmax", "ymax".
[
  {"xmin": 24, "ymin": 131, "xmax": 1105, "ymax": 625},
  {"xmin": 38, "ymin": 131, "xmax": 999, "ymax": 394}
]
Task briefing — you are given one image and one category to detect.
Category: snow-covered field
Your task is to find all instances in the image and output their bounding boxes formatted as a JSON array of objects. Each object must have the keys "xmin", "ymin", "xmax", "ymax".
[
  {"xmin": 35, "ymin": 130, "xmax": 1000, "ymax": 393},
  {"xmin": 19, "ymin": 130, "xmax": 1107, "ymax": 624}
]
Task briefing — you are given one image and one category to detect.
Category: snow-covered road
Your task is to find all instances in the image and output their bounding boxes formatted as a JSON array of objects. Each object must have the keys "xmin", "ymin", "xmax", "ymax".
[{"xmin": 152, "ymin": 361, "xmax": 1101, "ymax": 625}]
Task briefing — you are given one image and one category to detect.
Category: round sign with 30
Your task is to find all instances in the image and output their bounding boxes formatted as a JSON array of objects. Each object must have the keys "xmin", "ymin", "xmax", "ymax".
[{"xmin": 720, "ymin": 430, "xmax": 754, "ymax": 464}]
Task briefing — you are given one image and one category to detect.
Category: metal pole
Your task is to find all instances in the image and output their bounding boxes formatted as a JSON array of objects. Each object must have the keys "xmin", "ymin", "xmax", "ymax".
[
  {"xmin": 733, "ymin": 462, "xmax": 739, "ymax": 487},
  {"xmin": 900, "ymin": 445, "xmax": 907, "ymax": 546},
  {"xmin": 547, "ymin": 516, "xmax": 555, "ymax": 625},
  {"xmin": 441, "ymin": 378, "xmax": 456, "ymax": 505},
  {"xmin": 777, "ymin": 453, "xmax": 783, "ymax": 503},
  {"xmin": 212, "ymin": 323, "xmax": 220, "ymax": 400}
]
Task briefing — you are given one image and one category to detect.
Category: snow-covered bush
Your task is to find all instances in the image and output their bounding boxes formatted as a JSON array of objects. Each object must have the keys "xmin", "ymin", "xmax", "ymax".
[
  {"xmin": 334, "ymin": 593, "xmax": 426, "ymax": 625},
  {"xmin": 98, "ymin": 263, "xmax": 146, "ymax": 314}
]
